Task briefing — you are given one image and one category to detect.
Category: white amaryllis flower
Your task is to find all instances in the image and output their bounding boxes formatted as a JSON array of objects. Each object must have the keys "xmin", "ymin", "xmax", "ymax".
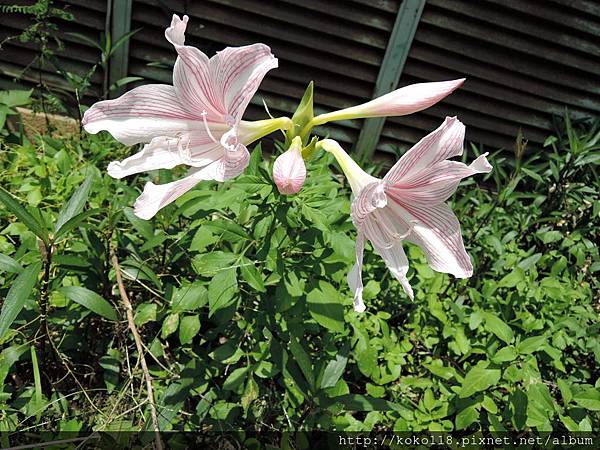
[
  {"xmin": 82, "ymin": 15, "xmax": 290, "ymax": 219},
  {"xmin": 272, "ymin": 136, "xmax": 307, "ymax": 195},
  {"xmin": 320, "ymin": 117, "xmax": 492, "ymax": 312}
]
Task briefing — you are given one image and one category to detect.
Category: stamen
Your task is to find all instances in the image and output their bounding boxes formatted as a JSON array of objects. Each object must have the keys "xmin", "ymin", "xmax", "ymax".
[{"xmin": 201, "ymin": 110, "xmax": 219, "ymax": 144}]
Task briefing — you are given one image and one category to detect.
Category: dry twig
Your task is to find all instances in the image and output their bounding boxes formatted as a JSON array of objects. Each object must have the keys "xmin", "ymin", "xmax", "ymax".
[{"xmin": 111, "ymin": 251, "xmax": 163, "ymax": 450}]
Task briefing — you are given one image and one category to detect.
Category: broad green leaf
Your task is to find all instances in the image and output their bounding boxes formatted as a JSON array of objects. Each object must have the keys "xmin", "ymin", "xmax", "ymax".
[
  {"xmin": 0, "ymin": 187, "xmax": 48, "ymax": 244},
  {"xmin": 208, "ymin": 268, "xmax": 238, "ymax": 317},
  {"xmin": 483, "ymin": 312, "xmax": 514, "ymax": 344},
  {"xmin": 557, "ymin": 379, "xmax": 572, "ymax": 405},
  {"xmin": 179, "ymin": 315, "xmax": 200, "ymax": 345},
  {"xmin": 55, "ymin": 171, "xmax": 94, "ymax": 233},
  {"xmin": 58, "ymin": 286, "xmax": 117, "ymax": 321},
  {"xmin": 0, "ymin": 262, "xmax": 41, "ymax": 340},
  {"xmin": 223, "ymin": 367, "xmax": 249, "ymax": 391},
  {"xmin": 320, "ymin": 352, "xmax": 348, "ymax": 389},
  {"xmin": 239, "ymin": 258, "xmax": 265, "ymax": 292},
  {"xmin": 123, "ymin": 207, "xmax": 154, "ymax": 239},
  {"xmin": 306, "ymin": 281, "xmax": 345, "ymax": 333},
  {"xmin": 193, "ymin": 251, "xmax": 237, "ymax": 277},
  {"xmin": 171, "ymin": 282, "xmax": 207, "ymax": 312},
  {"xmin": 492, "ymin": 346, "xmax": 517, "ymax": 363},
  {"xmin": 161, "ymin": 313, "xmax": 179, "ymax": 339},
  {"xmin": 455, "ymin": 405, "xmax": 479, "ymax": 430},
  {"xmin": 573, "ymin": 388, "xmax": 600, "ymax": 411},
  {"xmin": 517, "ymin": 336, "xmax": 546, "ymax": 354},
  {"xmin": 459, "ymin": 366, "xmax": 501, "ymax": 398},
  {"xmin": 203, "ymin": 219, "xmax": 250, "ymax": 243},
  {"xmin": 498, "ymin": 267, "xmax": 525, "ymax": 288},
  {"xmin": 0, "ymin": 89, "xmax": 33, "ymax": 107},
  {"xmin": 134, "ymin": 303, "xmax": 156, "ymax": 327},
  {"xmin": 0, "ymin": 254, "xmax": 23, "ymax": 274}
]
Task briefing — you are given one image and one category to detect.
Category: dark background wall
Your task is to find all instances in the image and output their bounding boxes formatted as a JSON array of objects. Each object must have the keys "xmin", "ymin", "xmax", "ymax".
[{"xmin": 1, "ymin": 0, "xmax": 599, "ymax": 160}]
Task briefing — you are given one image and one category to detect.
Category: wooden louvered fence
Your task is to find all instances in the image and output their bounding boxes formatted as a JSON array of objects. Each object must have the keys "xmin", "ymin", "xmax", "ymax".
[{"xmin": 1, "ymin": 0, "xmax": 599, "ymax": 159}]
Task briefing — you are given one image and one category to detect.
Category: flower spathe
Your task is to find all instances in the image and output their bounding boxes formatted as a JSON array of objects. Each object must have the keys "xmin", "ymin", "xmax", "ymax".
[
  {"xmin": 320, "ymin": 117, "xmax": 492, "ymax": 312},
  {"xmin": 272, "ymin": 136, "xmax": 307, "ymax": 195},
  {"xmin": 82, "ymin": 14, "xmax": 288, "ymax": 219}
]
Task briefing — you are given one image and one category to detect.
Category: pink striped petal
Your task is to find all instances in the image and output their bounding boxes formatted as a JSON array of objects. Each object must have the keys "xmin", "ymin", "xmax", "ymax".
[
  {"xmin": 272, "ymin": 138, "xmax": 306, "ymax": 195},
  {"xmin": 316, "ymin": 79, "xmax": 464, "ymax": 124},
  {"xmin": 373, "ymin": 241, "xmax": 413, "ymax": 300},
  {"xmin": 212, "ymin": 44, "xmax": 278, "ymax": 122},
  {"xmin": 82, "ymin": 84, "xmax": 198, "ymax": 145},
  {"xmin": 386, "ymin": 153, "xmax": 492, "ymax": 203},
  {"xmin": 386, "ymin": 199, "xmax": 473, "ymax": 278},
  {"xmin": 107, "ymin": 133, "xmax": 225, "ymax": 179},
  {"xmin": 166, "ymin": 15, "xmax": 276, "ymax": 123},
  {"xmin": 348, "ymin": 232, "xmax": 366, "ymax": 312},
  {"xmin": 133, "ymin": 143, "xmax": 250, "ymax": 219},
  {"xmin": 384, "ymin": 117, "xmax": 466, "ymax": 183}
]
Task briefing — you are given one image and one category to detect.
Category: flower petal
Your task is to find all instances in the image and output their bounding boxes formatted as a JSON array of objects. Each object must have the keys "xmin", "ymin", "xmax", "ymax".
[
  {"xmin": 384, "ymin": 117, "xmax": 465, "ymax": 183},
  {"xmin": 82, "ymin": 84, "xmax": 199, "ymax": 145},
  {"xmin": 107, "ymin": 133, "xmax": 225, "ymax": 179},
  {"xmin": 386, "ymin": 199, "xmax": 473, "ymax": 278},
  {"xmin": 386, "ymin": 153, "xmax": 492, "ymax": 203},
  {"xmin": 211, "ymin": 44, "xmax": 278, "ymax": 122},
  {"xmin": 272, "ymin": 137, "xmax": 306, "ymax": 195},
  {"xmin": 348, "ymin": 232, "xmax": 366, "ymax": 312},
  {"xmin": 166, "ymin": 15, "xmax": 277, "ymax": 123},
  {"xmin": 313, "ymin": 79, "xmax": 464, "ymax": 124},
  {"xmin": 373, "ymin": 241, "xmax": 413, "ymax": 300},
  {"xmin": 133, "ymin": 144, "xmax": 250, "ymax": 219},
  {"xmin": 167, "ymin": 16, "xmax": 223, "ymax": 121}
]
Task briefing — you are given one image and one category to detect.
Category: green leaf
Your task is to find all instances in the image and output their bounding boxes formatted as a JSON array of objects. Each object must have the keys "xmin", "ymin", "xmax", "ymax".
[
  {"xmin": 483, "ymin": 312, "xmax": 514, "ymax": 344},
  {"xmin": 208, "ymin": 268, "xmax": 238, "ymax": 317},
  {"xmin": 557, "ymin": 379, "xmax": 572, "ymax": 405},
  {"xmin": 498, "ymin": 267, "xmax": 525, "ymax": 288},
  {"xmin": 517, "ymin": 336, "xmax": 546, "ymax": 354},
  {"xmin": 239, "ymin": 258, "xmax": 266, "ymax": 292},
  {"xmin": 459, "ymin": 366, "xmax": 501, "ymax": 398},
  {"xmin": 223, "ymin": 367, "xmax": 249, "ymax": 391},
  {"xmin": 134, "ymin": 303, "xmax": 157, "ymax": 327},
  {"xmin": 573, "ymin": 388, "xmax": 600, "ymax": 411},
  {"xmin": 320, "ymin": 352, "xmax": 348, "ymax": 389},
  {"xmin": 58, "ymin": 286, "xmax": 117, "ymax": 321},
  {"xmin": 161, "ymin": 313, "xmax": 179, "ymax": 339},
  {"xmin": 327, "ymin": 394, "xmax": 402, "ymax": 412},
  {"xmin": 0, "ymin": 254, "xmax": 23, "ymax": 274},
  {"xmin": 455, "ymin": 405, "xmax": 479, "ymax": 430},
  {"xmin": 0, "ymin": 89, "xmax": 33, "ymax": 107},
  {"xmin": 0, "ymin": 262, "xmax": 41, "ymax": 340},
  {"xmin": 306, "ymin": 281, "xmax": 345, "ymax": 333},
  {"xmin": 55, "ymin": 171, "xmax": 94, "ymax": 233},
  {"xmin": 53, "ymin": 209, "xmax": 99, "ymax": 242},
  {"xmin": 203, "ymin": 220, "xmax": 250, "ymax": 243},
  {"xmin": 193, "ymin": 251, "xmax": 237, "ymax": 277},
  {"xmin": 289, "ymin": 337, "xmax": 314, "ymax": 390},
  {"xmin": 492, "ymin": 346, "xmax": 517, "ymax": 363},
  {"xmin": 30, "ymin": 345, "xmax": 44, "ymax": 419},
  {"xmin": 179, "ymin": 315, "xmax": 200, "ymax": 345},
  {"xmin": 171, "ymin": 282, "xmax": 207, "ymax": 312},
  {"xmin": 123, "ymin": 207, "xmax": 154, "ymax": 239},
  {"xmin": 0, "ymin": 187, "xmax": 48, "ymax": 244}
]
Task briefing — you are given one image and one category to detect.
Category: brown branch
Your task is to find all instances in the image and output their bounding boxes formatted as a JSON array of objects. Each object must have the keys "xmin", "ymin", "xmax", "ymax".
[{"xmin": 111, "ymin": 250, "xmax": 163, "ymax": 450}]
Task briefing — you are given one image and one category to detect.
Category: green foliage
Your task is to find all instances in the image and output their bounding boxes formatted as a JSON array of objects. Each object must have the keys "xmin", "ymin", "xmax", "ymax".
[{"xmin": 0, "ymin": 115, "xmax": 598, "ymax": 444}]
